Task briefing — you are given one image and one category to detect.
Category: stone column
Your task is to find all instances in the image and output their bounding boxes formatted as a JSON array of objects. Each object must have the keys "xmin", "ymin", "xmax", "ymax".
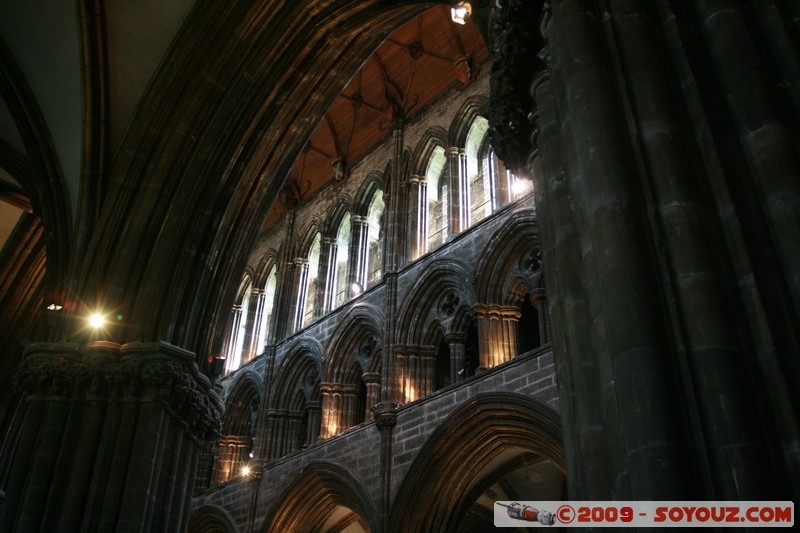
[
  {"xmin": 224, "ymin": 304, "xmax": 243, "ymax": 373},
  {"xmin": 303, "ymin": 400, "xmax": 321, "ymax": 446},
  {"xmin": 0, "ymin": 341, "xmax": 221, "ymax": 533},
  {"xmin": 362, "ymin": 372, "xmax": 381, "ymax": 421},
  {"xmin": 289, "ymin": 258, "xmax": 309, "ymax": 332},
  {"xmin": 373, "ymin": 402, "xmax": 397, "ymax": 533},
  {"xmin": 407, "ymin": 174, "xmax": 427, "ymax": 259},
  {"xmin": 244, "ymin": 459, "xmax": 264, "ymax": 533},
  {"xmin": 284, "ymin": 411, "xmax": 303, "ymax": 453},
  {"xmin": 392, "ymin": 345, "xmax": 407, "ymax": 405},
  {"xmin": 212, "ymin": 435, "xmax": 251, "ymax": 483},
  {"xmin": 321, "ymin": 237, "xmax": 337, "ymax": 313},
  {"xmin": 447, "ymin": 147, "xmax": 469, "ymax": 235},
  {"xmin": 350, "ymin": 215, "xmax": 370, "ymax": 292},
  {"xmin": 445, "ymin": 332, "xmax": 465, "ymax": 383},
  {"xmin": 319, "ymin": 383, "xmax": 338, "ymax": 439},
  {"xmin": 473, "ymin": 304, "xmax": 521, "ymax": 369},
  {"xmin": 340, "ymin": 384, "xmax": 358, "ymax": 430},
  {"xmin": 421, "ymin": 349, "xmax": 436, "ymax": 398},
  {"xmin": 533, "ymin": 0, "xmax": 698, "ymax": 499},
  {"xmin": 264, "ymin": 409, "xmax": 281, "ymax": 460},
  {"xmin": 531, "ymin": 287, "xmax": 551, "ymax": 345}
]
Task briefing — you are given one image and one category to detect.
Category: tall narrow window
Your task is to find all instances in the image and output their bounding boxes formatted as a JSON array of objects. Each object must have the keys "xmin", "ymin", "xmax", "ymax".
[
  {"xmin": 256, "ymin": 267, "xmax": 277, "ymax": 350},
  {"xmin": 366, "ymin": 190, "xmax": 385, "ymax": 288},
  {"xmin": 302, "ymin": 233, "xmax": 321, "ymax": 328},
  {"xmin": 426, "ymin": 146, "xmax": 448, "ymax": 252},
  {"xmin": 465, "ymin": 116, "xmax": 491, "ymax": 225},
  {"xmin": 334, "ymin": 212, "xmax": 351, "ymax": 308},
  {"xmin": 226, "ymin": 279, "xmax": 252, "ymax": 374},
  {"xmin": 487, "ymin": 147, "xmax": 505, "ymax": 209}
]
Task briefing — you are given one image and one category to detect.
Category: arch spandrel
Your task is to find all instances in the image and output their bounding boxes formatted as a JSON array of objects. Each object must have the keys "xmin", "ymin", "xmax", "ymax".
[{"xmin": 70, "ymin": 1, "xmax": 436, "ymax": 357}]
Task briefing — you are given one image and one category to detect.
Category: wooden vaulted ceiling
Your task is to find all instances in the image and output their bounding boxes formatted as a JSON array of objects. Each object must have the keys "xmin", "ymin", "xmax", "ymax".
[{"xmin": 265, "ymin": 5, "xmax": 489, "ymax": 229}]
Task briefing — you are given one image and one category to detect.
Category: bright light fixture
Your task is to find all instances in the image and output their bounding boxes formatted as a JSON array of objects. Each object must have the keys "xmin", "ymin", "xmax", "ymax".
[
  {"xmin": 351, "ymin": 282, "xmax": 363, "ymax": 295},
  {"xmin": 451, "ymin": 2, "xmax": 472, "ymax": 25},
  {"xmin": 89, "ymin": 313, "xmax": 106, "ymax": 329},
  {"xmin": 241, "ymin": 465, "xmax": 251, "ymax": 477},
  {"xmin": 512, "ymin": 177, "xmax": 533, "ymax": 196},
  {"xmin": 46, "ymin": 303, "xmax": 63, "ymax": 311}
]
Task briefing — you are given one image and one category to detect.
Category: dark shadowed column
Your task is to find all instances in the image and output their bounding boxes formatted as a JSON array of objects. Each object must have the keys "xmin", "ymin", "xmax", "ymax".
[
  {"xmin": 0, "ymin": 341, "xmax": 221, "ymax": 532},
  {"xmin": 537, "ymin": 0, "xmax": 696, "ymax": 499}
]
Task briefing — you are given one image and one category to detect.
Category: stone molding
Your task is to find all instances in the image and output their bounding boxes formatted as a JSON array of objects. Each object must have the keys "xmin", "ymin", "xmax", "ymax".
[{"xmin": 14, "ymin": 340, "xmax": 222, "ymax": 442}]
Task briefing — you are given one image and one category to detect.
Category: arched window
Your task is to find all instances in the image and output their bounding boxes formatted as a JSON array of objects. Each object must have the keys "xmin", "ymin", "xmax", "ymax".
[
  {"xmin": 256, "ymin": 266, "xmax": 277, "ymax": 349},
  {"xmin": 333, "ymin": 212, "xmax": 351, "ymax": 308},
  {"xmin": 225, "ymin": 278, "xmax": 252, "ymax": 374},
  {"xmin": 465, "ymin": 116, "xmax": 491, "ymax": 226},
  {"xmin": 487, "ymin": 146, "xmax": 532, "ymax": 206},
  {"xmin": 365, "ymin": 190, "xmax": 384, "ymax": 288},
  {"xmin": 302, "ymin": 233, "xmax": 321, "ymax": 328},
  {"xmin": 426, "ymin": 146, "xmax": 448, "ymax": 252}
]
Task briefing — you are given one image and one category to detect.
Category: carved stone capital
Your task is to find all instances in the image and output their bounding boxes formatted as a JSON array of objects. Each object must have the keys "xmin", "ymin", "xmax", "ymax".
[
  {"xmin": 490, "ymin": 0, "xmax": 547, "ymax": 176},
  {"xmin": 372, "ymin": 401, "xmax": 398, "ymax": 431},
  {"xmin": 14, "ymin": 341, "xmax": 222, "ymax": 442}
]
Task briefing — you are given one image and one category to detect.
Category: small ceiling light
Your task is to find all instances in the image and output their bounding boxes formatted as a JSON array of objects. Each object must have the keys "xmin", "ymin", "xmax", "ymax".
[
  {"xmin": 451, "ymin": 2, "xmax": 472, "ymax": 25},
  {"xmin": 351, "ymin": 282, "xmax": 363, "ymax": 295},
  {"xmin": 89, "ymin": 313, "xmax": 106, "ymax": 329},
  {"xmin": 241, "ymin": 465, "xmax": 251, "ymax": 477},
  {"xmin": 46, "ymin": 303, "xmax": 63, "ymax": 311}
]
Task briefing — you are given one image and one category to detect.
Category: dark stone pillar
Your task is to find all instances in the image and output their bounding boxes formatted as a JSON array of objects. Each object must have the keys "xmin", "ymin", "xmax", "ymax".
[
  {"xmin": 534, "ymin": 0, "xmax": 696, "ymax": 499},
  {"xmin": 0, "ymin": 341, "xmax": 221, "ymax": 533},
  {"xmin": 372, "ymin": 402, "xmax": 397, "ymax": 533}
]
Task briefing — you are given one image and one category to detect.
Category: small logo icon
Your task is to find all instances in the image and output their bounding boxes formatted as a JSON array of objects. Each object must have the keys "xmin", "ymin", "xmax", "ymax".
[{"xmin": 496, "ymin": 502, "xmax": 556, "ymax": 525}]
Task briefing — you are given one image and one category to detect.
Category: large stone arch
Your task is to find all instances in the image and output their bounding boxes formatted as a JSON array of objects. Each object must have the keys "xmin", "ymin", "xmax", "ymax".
[
  {"xmin": 320, "ymin": 305, "xmax": 384, "ymax": 437},
  {"xmin": 221, "ymin": 370, "xmax": 262, "ymax": 434},
  {"xmin": 324, "ymin": 304, "xmax": 384, "ymax": 383},
  {"xmin": 65, "ymin": 0, "xmax": 436, "ymax": 360},
  {"xmin": 261, "ymin": 460, "xmax": 378, "ymax": 533},
  {"xmin": 409, "ymin": 126, "xmax": 449, "ymax": 177},
  {"xmin": 474, "ymin": 208, "xmax": 541, "ymax": 305},
  {"xmin": 272, "ymin": 338, "xmax": 324, "ymax": 408},
  {"xmin": 265, "ymin": 338, "xmax": 323, "ymax": 458},
  {"xmin": 211, "ymin": 370, "xmax": 262, "ymax": 485},
  {"xmin": 448, "ymin": 95, "xmax": 490, "ymax": 148},
  {"xmin": 355, "ymin": 170, "xmax": 386, "ymax": 217},
  {"xmin": 187, "ymin": 504, "xmax": 240, "ymax": 533},
  {"xmin": 396, "ymin": 258, "xmax": 475, "ymax": 345},
  {"xmin": 390, "ymin": 392, "xmax": 564, "ymax": 533}
]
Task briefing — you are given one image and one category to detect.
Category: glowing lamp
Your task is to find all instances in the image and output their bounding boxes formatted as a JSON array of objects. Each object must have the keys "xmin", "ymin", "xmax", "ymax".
[
  {"xmin": 89, "ymin": 313, "xmax": 106, "ymax": 329},
  {"xmin": 450, "ymin": 2, "xmax": 472, "ymax": 25}
]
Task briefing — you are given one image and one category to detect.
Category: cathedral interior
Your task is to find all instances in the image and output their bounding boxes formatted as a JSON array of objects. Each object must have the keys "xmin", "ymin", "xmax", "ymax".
[{"xmin": 0, "ymin": 1, "xmax": 798, "ymax": 532}]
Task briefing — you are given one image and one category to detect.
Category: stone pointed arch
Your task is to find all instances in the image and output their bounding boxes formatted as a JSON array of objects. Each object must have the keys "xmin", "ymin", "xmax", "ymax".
[
  {"xmin": 212, "ymin": 370, "xmax": 261, "ymax": 485},
  {"xmin": 266, "ymin": 338, "xmax": 323, "ymax": 458},
  {"xmin": 410, "ymin": 126, "xmax": 449, "ymax": 177},
  {"xmin": 448, "ymin": 95, "xmax": 490, "ymax": 148},
  {"xmin": 390, "ymin": 392, "xmax": 564, "ymax": 533},
  {"xmin": 221, "ymin": 369, "xmax": 262, "ymax": 434},
  {"xmin": 261, "ymin": 460, "xmax": 378, "ymax": 533},
  {"xmin": 271, "ymin": 338, "xmax": 323, "ymax": 409},
  {"xmin": 324, "ymin": 198, "xmax": 354, "ymax": 238},
  {"xmin": 252, "ymin": 248, "xmax": 279, "ymax": 288},
  {"xmin": 355, "ymin": 170, "xmax": 386, "ymax": 216},
  {"xmin": 473, "ymin": 208, "xmax": 540, "ymax": 305},
  {"xmin": 324, "ymin": 304, "xmax": 384, "ymax": 384},
  {"xmin": 396, "ymin": 258, "xmax": 475, "ymax": 345},
  {"xmin": 187, "ymin": 504, "xmax": 240, "ymax": 533}
]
